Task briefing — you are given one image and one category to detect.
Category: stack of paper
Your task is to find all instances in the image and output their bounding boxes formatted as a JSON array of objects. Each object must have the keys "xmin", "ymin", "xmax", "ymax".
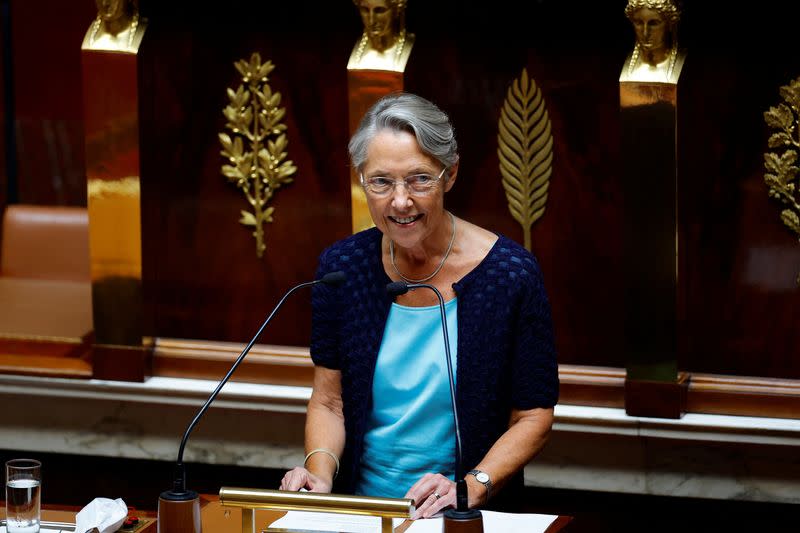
[{"xmin": 268, "ymin": 509, "xmax": 558, "ymax": 533}]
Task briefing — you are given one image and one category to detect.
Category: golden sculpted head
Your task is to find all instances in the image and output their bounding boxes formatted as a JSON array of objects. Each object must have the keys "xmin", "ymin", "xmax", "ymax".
[
  {"xmin": 624, "ymin": 0, "xmax": 680, "ymax": 64},
  {"xmin": 624, "ymin": 0, "xmax": 681, "ymax": 25},
  {"xmin": 83, "ymin": 0, "xmax": 146, "ymax": 53},
  {"xmin": 621, "ymin": 0, "xmax": 684, "ymax": 83},
  {"xmin": 95, "ymin": 0, "xmax": 137, "ymax": 33},
  {"xmin": 353, "ymin": 0, "xmax": 406, "ymax": 52},
  {"xmin": 348, "ymin": 0, "xmax": 414, "ymax": 72}
]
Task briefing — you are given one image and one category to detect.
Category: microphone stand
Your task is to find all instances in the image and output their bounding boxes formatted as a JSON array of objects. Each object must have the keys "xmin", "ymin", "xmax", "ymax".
[
  {"xmin": 158, "ymin": 271, "xmax": 346, "ymax": 533},
  {"xmin": 386, "ymin": 281, "xmax": 484, "ymax": 533}
]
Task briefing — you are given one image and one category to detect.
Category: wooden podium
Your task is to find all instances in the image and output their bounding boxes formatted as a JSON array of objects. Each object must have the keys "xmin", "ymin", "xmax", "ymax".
[{"xmin": 2, "ymin": 493, "xmax": 572, "ymax": 533}]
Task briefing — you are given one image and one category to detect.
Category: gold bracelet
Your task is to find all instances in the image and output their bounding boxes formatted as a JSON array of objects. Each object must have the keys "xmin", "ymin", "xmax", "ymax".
[{"xmin": 303, "ymin": 448, "xmax": 340, "ymax": 479}]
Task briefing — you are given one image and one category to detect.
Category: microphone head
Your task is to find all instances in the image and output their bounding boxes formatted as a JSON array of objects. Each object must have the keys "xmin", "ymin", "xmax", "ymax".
[
  {"xmin": 321, "ymin": 271, "xmax": 346, "ymax": 285},
  {"xmin": 386, "ymin": 280, "xmax": 409, "ymax": 296}
]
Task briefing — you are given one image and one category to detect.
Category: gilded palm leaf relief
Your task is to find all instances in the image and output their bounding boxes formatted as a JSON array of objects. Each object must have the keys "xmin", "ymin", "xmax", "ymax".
[
  {"xmin": 764, "ymin": 76, "xmax": 800, "ymax": 285},
  {"xmin": 498, "ymin": 68, "xmax": 554, "ymax": 252},
  {"xmin": 219, "ymin": 52, "xmax": 297, "ymax": 258}
]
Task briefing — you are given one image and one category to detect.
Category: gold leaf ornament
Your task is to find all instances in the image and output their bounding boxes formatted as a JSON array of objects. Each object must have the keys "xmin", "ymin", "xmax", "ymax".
[
  {"xmin": 763, "ymin": 76, "xmax": 800, "ymax": 285},
  {"xmin": 220, "ymin": 53, "xmax": 296, "ymax": 258},
  {"xmin": 498, "ymin": 68, "xmax": 554, "ymax": 251}
]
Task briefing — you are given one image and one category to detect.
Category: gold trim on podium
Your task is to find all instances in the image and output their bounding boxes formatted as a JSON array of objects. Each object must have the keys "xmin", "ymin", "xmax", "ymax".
[{"xmin": 219, "ymin": 487, "xmax": 413, "ymax": 533}]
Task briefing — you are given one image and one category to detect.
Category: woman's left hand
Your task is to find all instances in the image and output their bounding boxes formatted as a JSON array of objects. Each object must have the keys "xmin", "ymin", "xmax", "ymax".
[{"xmin": 403, "ymin": 473, "xmax": 456, "ymax": 519}]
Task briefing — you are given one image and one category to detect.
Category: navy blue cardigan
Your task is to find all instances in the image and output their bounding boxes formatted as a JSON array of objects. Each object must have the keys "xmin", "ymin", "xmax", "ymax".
[{"xmin": 310, "ymin": 227, "xmax": 558, "ymax": 503}]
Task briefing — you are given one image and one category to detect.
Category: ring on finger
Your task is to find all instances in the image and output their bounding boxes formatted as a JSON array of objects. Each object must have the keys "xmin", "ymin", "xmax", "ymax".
[{"xmin": 433, "ymin": 492, "xmax": 441, "ymax": 500}]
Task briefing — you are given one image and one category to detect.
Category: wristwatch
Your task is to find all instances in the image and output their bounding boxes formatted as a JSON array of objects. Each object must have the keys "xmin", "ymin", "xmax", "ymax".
[{"xmin": 466, "ymin": 469, "xmax": 492, "ymax": 501}]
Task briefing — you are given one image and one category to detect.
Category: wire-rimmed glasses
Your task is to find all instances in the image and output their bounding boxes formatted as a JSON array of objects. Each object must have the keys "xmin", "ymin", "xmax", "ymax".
[{"xmin": 360, "ymin": 167, "xmax": 447, "ymax": 197}]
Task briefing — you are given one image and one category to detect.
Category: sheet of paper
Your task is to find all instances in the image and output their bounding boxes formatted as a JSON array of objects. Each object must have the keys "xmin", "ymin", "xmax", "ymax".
[
  {"xmin": 481, "ymin": 510, "xmax": 558, "ymax": 533},
  {"xmin": 397, "ymin": 511, "xmax": 558, "ymax": 533},
  {"xmin": 268, "ymin": 510, "xmax": 405, "ymax": 533},
  {"xmin": 269, "ymin": 509, "xmax": 558, "ymax": 533}
]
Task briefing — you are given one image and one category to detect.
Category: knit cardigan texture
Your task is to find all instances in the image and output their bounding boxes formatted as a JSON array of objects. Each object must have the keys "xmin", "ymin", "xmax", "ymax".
[{"xmin": 310, "ymin": 227, "xmax": 559, "ymax": 502}]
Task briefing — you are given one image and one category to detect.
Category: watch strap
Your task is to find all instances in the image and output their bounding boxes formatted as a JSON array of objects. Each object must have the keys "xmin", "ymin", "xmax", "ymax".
[{"xmin": 466, "ymin": 469, "xmax": 492, "ymax": 502}]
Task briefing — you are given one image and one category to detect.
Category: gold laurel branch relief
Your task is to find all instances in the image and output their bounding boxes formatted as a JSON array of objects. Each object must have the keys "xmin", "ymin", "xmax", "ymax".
[
  {"xmin": 764, "ymin": 76, "xmax": 800, "ymax": 285},
  {"xmin": 219, "ymin": 52, "xmax": 297, "ymax": 258},
  {"xmin": 498, "ymin": 68, "xmax": 554, "ymax": 252}
]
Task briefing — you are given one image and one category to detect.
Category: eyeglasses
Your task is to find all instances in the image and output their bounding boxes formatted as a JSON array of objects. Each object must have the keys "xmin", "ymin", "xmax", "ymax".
[{"xmin": 360, "ymin": 167, "xmax": 447, "ymax": 197}]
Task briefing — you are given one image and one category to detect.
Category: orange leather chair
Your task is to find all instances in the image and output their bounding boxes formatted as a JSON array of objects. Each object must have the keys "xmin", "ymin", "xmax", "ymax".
[
  {"xmin": 0, "ymin": 204, "xmax": 93, "ymax": 353},
  {"xmin": 1, "ymin": 204, "xmax": 90, "ymax": 281}
]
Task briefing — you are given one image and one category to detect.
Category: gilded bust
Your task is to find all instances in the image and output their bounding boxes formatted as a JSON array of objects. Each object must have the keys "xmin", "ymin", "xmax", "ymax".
[
  {"xmin": 620, "ymin": 0, "xmax": 685, "ymax": 83},
  {"xmin": 82, "ymin": 0, "xmax": 147, "ymax": 53},
  {"xmin": 347, "ymin": 0, "xmax": 415, "ymax": 72}
]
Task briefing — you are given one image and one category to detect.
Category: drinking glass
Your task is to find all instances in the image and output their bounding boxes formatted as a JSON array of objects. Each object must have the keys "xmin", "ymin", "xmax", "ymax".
[{"xmin": 5, "ymin": 459, "xmax": 41, "ymax": 533}]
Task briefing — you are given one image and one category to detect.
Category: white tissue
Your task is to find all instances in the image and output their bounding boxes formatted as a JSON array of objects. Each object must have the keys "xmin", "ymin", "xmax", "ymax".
[{"xmin": 74, "ymin": 497, "xmax": 128, "ymax": 533}]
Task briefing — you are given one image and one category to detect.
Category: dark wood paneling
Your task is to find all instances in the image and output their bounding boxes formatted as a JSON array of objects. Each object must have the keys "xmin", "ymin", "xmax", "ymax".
[
  {"xmin": 136, "ymin": 1, "xmax": 635, "ymax": 360},
  {"xmin": 404, "ymin": 2, "xmax": 632, "ymax": 369},
  {"xmin": 625, "ymin": 373, "xmax": 689, "ymax": 419},
  {"xmin": 687, "ymin": 373, "xmax": 800, "ymax": 419},
  {"xmin": 0, "ymin": 335, "xmax": 92, "ymax": 378},
  {"xmin": 677, "ymin": 6, "xmax": 800, "ymax": 379},
  {"xmin": 557, "ymin": 365, "xmax": 625, "ymax": 409},
  {"xmin": 139, "ymin": 2, "xmax": 356, "ymax": 347},
  {"xmin": 0, "ymin": 0, "xmax": 7, "ymax": 211},
  {"xmin": 154, "ymin": 341, "xmax": 800, "ymax": 420},
  {"xmin": 3, "ymin": 1, "xmax": 795, "ymax": 386},
  {"xmin": 0, "ymin": 353, "xmax": 91, "ymax": 378},
  {"xmin": 10, "ymin": 0, "xmax": 92, "ymax": 206},
  {"xmin": 134, "ymin": 1, "xmax": 800, "ymax": 381},
  {"xmin": 152, "ymin": 338, "xmax": 314, "ymax": 386}
]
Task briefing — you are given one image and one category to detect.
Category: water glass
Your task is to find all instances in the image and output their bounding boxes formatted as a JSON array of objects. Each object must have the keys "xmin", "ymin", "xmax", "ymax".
[{"xmin": 5, "ymin": 459, "xmax": 41, "ymax": 533}]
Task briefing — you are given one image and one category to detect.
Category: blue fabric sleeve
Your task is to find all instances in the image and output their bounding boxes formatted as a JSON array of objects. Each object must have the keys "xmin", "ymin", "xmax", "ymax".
[
  {"xmin": 512, "ymin": 254, "xmax": 559, "ymax": 409},
  {"xmin": 310, "ymin": 246, "xmax": 342, "ymax": 370}
]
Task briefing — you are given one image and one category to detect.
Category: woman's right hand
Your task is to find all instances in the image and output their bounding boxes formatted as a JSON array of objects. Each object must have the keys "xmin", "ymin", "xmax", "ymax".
[{"xmin": 279, "ymin": 466, "xmax": 333, "ymax": 493}]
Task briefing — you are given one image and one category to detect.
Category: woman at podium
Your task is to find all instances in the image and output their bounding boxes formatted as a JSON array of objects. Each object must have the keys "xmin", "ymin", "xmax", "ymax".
[{"xmin": 280, "ymin": 93, "xmax": 558, "ymax": 519}]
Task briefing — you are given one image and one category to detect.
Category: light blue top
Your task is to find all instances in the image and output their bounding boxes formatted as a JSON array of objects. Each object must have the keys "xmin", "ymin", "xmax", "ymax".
[{"xmin": 356, "ymin": 298, "xmax": 458, "ymax": 498}]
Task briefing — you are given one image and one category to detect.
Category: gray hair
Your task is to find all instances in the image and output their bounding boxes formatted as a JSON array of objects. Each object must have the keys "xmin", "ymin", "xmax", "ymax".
[{"xmin": 348, "ymin": 92, "xmax": 459, "ymax": 172}]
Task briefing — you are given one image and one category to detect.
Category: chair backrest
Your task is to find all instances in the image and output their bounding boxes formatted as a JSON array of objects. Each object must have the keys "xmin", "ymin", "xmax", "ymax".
[{"xmin": 0, "ymin": 204, "xmax": 90, "ymax": 281}]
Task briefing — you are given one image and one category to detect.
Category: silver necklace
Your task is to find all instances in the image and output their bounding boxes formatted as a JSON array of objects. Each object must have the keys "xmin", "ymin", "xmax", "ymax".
[{"xmin": 389, "ymin": 211, "xmax": 456, "ymax": 284}]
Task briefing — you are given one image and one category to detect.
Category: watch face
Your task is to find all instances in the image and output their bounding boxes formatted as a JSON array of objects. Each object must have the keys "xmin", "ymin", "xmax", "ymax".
[{"xmin": 476, "ymin": 472, "xmax": 489, "ymax": 484}]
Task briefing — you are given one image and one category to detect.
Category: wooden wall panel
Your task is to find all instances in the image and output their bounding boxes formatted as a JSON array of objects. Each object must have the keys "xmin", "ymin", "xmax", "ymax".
[
  {"xmin": 136, "ymin": 1, "xmax": 636, "ymax": 361},
  {"xmin": 133, "ymin": 1, "xmax": 800, "ymax": 379},
  {"xmin": 676, "ymin": 6, "xmax": 800, "ymax": 379},
  {"xmin": 139, "ymin": 2, "xmax": 358, "ymax": 346},
  {"xmin": 403, "ymin": 3, "xmax": 632, "ymax": 368},
  {"xmin": 9, "ymin": 0, "xmax": 92, "ymax": 206},
  {"xmin": 4, "ymin": 1, "xmax": 797, "ymax": 384},
  {"xmin": 0, "ymin": 0, "xmax": 7, "ymax": 211}
]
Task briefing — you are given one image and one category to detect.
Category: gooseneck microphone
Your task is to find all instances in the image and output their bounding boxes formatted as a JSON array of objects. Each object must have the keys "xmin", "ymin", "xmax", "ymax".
[
  {"xmin": 158, "ymin": 271, "xmax": 346, "ymax": 533},
  {"xmin": 386, "ymin": 281, "xmax": 483, "ymax": 532}
]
